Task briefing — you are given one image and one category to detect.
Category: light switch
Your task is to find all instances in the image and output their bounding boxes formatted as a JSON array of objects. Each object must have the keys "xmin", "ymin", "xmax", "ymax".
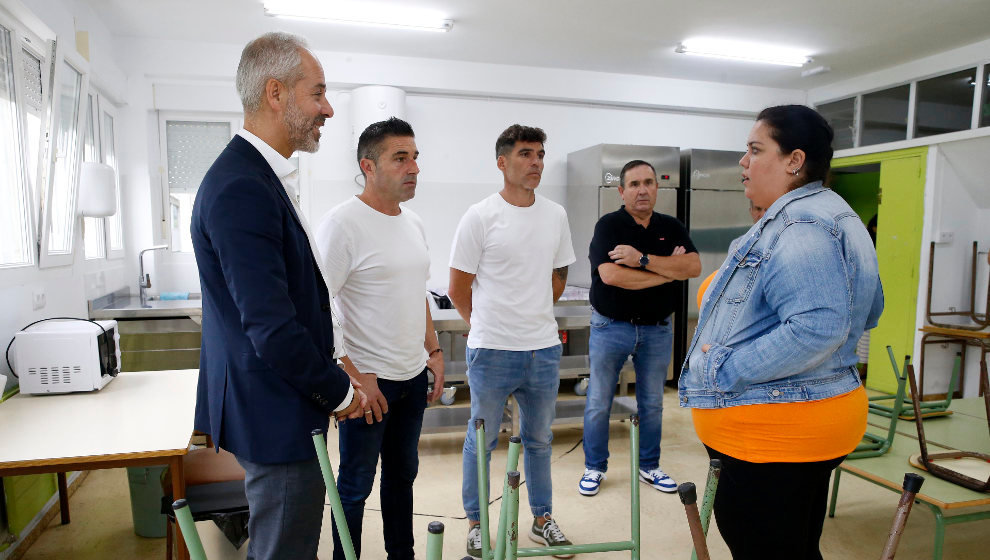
[{"xmin": 32, "ymin": 288, "xmax": 46, "ymax": 310}]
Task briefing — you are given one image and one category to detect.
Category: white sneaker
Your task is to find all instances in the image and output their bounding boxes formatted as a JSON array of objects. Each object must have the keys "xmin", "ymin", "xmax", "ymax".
[
  {"xmin": 466, "ymin": 524, "xmax": 483, "ymax": 558},
  {"xmin": 639, "ymin": 467, "xmax": 677, "ymax": 493},
  {"xmin": 578, "ymin": 468, "xmax": 606, "ymax": 496}
]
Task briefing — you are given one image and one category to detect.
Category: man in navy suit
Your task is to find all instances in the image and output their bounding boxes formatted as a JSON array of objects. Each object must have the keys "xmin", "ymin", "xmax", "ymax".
[{"xmin": 191, "ymin": 31, "xmax": 367, "ymax": 560}]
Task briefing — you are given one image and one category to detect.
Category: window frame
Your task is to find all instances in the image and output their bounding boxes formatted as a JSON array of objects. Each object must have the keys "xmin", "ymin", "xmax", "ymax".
[
  {"xmin": 100, "ymin": 98, "xmax": 124, "ymax": 259},
  {"xmin": 38, "ymin": 44, "xmax": 89, "ymax": 268},
  {"xmin": 0, "ymin": 11, "xmax": 47, "ymax": 269},
  {"xmin": 155, "ymin": 111, "xmax": 241, "ymax": 251},
  {"xmin": 82, "ymin": 90, "xmax": 106, "ymax": 260}
]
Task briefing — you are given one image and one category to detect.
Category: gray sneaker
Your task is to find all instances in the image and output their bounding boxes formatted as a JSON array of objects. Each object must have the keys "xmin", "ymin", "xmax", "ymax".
[
  {"xmin": 466, "ymin": 524, "xmax": 483, "ymax": 558},
  {"xmin": 529, "ymin": 514, "xmax": 574, "ymax": 558}
]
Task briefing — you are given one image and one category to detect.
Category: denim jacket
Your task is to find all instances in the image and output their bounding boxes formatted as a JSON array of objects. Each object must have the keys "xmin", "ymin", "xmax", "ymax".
[{"xmin": 678, "ymin": 182, "xmax": 884, "ymax": 409}]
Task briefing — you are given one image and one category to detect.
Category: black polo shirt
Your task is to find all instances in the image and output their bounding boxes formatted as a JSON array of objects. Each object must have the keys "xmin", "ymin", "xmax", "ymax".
[{"xmin": 589, "ymin": 207, "xmax": 696, "ymax": 325}]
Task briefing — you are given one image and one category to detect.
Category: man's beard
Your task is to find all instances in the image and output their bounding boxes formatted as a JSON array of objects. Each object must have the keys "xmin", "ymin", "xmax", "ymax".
[{"xmin": 284, "ymin": 92, "xmax": 322, "ymax": 153}]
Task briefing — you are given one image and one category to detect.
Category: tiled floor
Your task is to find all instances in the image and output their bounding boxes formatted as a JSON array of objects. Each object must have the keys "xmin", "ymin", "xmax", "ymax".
[{"xmin": 18, "ymin": 390, "xmax": 988, "ymax": 559}]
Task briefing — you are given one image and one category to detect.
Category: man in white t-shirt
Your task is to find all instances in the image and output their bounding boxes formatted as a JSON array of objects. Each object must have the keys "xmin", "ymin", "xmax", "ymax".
[
  {"xmin": 448, "ymin": 124, "xmax": 576, "ymax": 558},
  {"xmin": 315, "ymin": 118, "xmax": 445, "ymax": 560}
]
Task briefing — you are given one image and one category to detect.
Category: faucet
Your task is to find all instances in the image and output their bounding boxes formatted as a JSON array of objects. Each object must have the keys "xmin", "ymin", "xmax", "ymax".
[{"xmin": 139, "ymin": 245, "xmax": 168, "ymax": 308}]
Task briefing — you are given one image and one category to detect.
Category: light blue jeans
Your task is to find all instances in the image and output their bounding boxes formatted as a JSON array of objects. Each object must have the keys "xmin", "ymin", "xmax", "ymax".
[
  {"xmin": 462, "ymin": 345, "xmax": 562, "ymax": 521},
  {"xmin": 583, "ymin": 309, "xmax": 671, "ymax": 472}
]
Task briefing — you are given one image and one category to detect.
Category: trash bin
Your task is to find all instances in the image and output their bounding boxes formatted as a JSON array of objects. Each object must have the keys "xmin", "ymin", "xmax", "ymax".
[{"xmin": 126, "ymin": 465, "xmax": 168, "ymax": 537}]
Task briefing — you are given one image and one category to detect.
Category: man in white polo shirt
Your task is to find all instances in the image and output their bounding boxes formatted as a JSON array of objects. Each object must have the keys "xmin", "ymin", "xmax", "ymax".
[
  {"xmin": 448, "ymin": 124, "xmax": 576, "ymax": 558},
  {"xmin": 316, "ymin": 117, "xmax": 444, "ymax": 560}
]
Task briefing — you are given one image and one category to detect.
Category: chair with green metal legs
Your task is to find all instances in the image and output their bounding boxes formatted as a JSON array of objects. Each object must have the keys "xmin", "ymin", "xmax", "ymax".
[
  {"xmin": 850, "ymin": 347, "xmax": 911, "ymax": 459},
  {"xmin": 473, "ymin": 414, "xmax": 643, "ymax": 559},
  {"xmin": 869, "ymin": 350, "xmax": 961, "ymax": 421},
  {"xmin": 688, "ymin": 459, "xmax": 722, "ymax": 560},
  {"xmin": 312, "ymin": 429, "xmax": 358, "ymax": 560},
  {"xmin": 171, "ymin": 499, "xmax": 209, "ymax": 560}
]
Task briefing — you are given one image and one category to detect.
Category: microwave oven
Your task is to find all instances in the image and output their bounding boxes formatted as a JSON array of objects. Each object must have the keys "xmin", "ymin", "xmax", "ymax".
[{"xmin": 13, "ymin": 319, "xmax": 121, "ymax": 394}]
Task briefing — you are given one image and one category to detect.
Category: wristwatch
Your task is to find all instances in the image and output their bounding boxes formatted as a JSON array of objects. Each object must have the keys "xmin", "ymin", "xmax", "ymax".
[{"xmin": 639, "ymin": 254, "xmax": 649, "ymax": 269}]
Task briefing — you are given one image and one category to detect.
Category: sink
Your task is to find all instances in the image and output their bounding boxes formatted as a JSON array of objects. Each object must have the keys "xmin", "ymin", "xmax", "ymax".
[{"xmin": 89, "ymin": 293, "xmax": 202, "ymax": 320}]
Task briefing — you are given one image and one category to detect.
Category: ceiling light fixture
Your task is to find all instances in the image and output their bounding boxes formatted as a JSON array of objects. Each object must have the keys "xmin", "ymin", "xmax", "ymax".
[
  {"xmin": 675, "ymin": 38, "xmax": 811, "ymax": 67},
  {"xmin": 263, "ymin": 0, "xmax": 453, "ymax": 32}
]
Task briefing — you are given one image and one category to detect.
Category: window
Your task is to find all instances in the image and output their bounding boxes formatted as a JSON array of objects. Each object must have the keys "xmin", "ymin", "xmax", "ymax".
[
  {"xmin": 39, "ymin": 49, "xmax": 88, "ymax": 268},
  {"xmin": 102, "ymin": 103, "xmax": 123, "ymax": 257},
  {"xmin": 860, "ymin": 84, "xmax": 910, "ymax": 147},
  {"xmin": 20, "ymin": 45, "xmax": 46, "ymax": 204},
  {"xmin": 159, "ymin": 115, "xmax": 238, "ymax": 252},
  {"xmin": 81, "ymin": 90, "xmax": 123, "ymax": 260},
  {"xmin": 83, "ymin": 92, "xmax": 105, "ymax": 259},
  {"xmin": 817, "ymin": 97, "xmax": 857, "ymax": 150},
  {"xmin": 0, "ymin": 22, "xmax": 34, "ymax": 268},
  {"xmin": 915, "ymin": 68, "xmax": 977, "ymax": 138},
  {"xmin": 980, "ymin": 64, "xmax": 990, "ymax": 128}
]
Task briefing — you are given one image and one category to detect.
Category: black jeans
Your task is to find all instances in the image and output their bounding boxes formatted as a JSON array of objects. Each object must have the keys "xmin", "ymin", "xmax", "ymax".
[
  {"xmin": 705, "ymin": 446, "xmax": 845, "ymax": 560},
  {"xmin": 332, "ymin": 369, "xmax": 428, "ymax": 560}
]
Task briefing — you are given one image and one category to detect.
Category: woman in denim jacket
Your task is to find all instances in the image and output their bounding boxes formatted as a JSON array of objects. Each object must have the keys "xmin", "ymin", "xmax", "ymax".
[{"xmin": 679, "ymin": 105, "xmax": 884, "ymax": 559}]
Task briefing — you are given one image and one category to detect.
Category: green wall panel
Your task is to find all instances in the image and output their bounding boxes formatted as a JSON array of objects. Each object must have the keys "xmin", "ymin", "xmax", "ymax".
[{"xmin": 3, "ymin": 473, "xmax": 57, "ymax": 534}]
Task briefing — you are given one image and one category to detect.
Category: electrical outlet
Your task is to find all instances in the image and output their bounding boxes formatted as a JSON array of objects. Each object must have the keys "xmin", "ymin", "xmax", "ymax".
[
  {"xmin": 32, "ymin": 288, "xmax": 46, "ymax": 310},
  {"xmin": 937, "ymin": 231, "xmax": 954, "ymax": 244}
]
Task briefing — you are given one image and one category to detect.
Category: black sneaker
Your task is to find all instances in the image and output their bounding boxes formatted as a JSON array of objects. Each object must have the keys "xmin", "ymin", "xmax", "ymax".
[{"xmin": 529, "ymin": 514, "xmax": 574, "ymax": 559}]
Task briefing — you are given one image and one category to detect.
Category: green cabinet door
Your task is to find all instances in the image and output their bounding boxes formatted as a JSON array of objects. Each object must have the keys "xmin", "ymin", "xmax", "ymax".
[{"xmin": 834, "ymin": 147, "xmax": 927, "ymax": 394}]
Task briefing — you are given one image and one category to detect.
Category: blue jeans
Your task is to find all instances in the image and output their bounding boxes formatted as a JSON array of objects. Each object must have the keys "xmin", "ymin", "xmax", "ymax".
[
  {"xmin": 583, "ymin": 309, "xmax": 672, "ymax": 472},
  {"xmin": 462, "ymin": 345, "xmax": 562, "ymax": 521},
  {"xmin": 332, "ymin": 369, "xmax": 428, "ymax": 560}
]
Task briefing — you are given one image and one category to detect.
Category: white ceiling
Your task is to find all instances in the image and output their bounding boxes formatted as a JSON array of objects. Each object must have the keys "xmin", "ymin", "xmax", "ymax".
[{"xmin": 86, "ymin": 0, "xmax": 990, "ymax": 90}]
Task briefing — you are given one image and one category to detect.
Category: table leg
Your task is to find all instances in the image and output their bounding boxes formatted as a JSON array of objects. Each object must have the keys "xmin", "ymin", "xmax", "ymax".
[
  {"xmin": 171, "ymin": 456, "xmax": 189, "ymax": 560},
  {"xmin": 925, "ymin": 503, "xmax": 945, "ymax": 560},
  {"xmin": 828, "ymin": 468, "xmax": 842, "ymax": 518},
  {"xmin": 56, "ymin": 472, "xmax": 69, "ymax": 524}
]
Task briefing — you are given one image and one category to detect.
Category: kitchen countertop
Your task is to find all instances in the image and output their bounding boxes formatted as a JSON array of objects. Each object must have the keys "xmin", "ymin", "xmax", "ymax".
[
  {"xmin": 432, "ymin": 304, "xmax": 590, "ymax": 332},
  {"xmin": 88, "ymin": 289, "xmax": 202, "ymax": 320}
]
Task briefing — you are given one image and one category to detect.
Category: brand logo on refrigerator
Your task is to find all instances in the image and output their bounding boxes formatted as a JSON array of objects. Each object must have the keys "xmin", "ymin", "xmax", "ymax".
[
  {"xmin": 604, "ymin": 172, "xmax": 619, "ymax": 184},
  {"xmin": 692, "ymin": 170, "xmax": 711, "ymax": 180}
]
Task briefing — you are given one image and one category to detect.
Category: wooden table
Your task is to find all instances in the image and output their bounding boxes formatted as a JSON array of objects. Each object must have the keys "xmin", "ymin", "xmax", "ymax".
[
  {"xmin": 0, "ymin": 369, "xmax": 198, "ymax": 560},
  {"xmin": 831, "ymin": 398, "xmax": 990, "ymax": 560}
]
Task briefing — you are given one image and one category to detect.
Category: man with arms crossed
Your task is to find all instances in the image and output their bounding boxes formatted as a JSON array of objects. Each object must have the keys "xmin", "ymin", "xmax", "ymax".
[
  {"xmin": 578, "ymin": 160, "xmax": 701, "ymax": 497},
  {"xmin": 316, "ymin": 117, "xmax": 444, "ymax": 560},
  {"xmin": 448, "ymin": 124, "xmax": 576, "ymax": 558},
  {"xmin": 191, "ymin": 32, "xmax": 366, "ymax": 560}
]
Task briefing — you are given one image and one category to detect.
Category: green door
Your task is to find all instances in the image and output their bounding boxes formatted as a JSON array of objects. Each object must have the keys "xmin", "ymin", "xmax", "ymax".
[{"xmin": 833, "ymin": 147, "xmax": 927, "ymax": 394}]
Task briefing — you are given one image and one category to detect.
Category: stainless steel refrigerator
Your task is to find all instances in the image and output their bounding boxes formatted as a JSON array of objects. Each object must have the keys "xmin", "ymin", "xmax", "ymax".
[
  {"xmin": 566, "ymin": 144, "xmax": 682, "ymax": 288},
  {"xmin": 681, "ymin": 149, "xmax": 750, "ymax": 353},
  {"xmin": 566, "ymin": 144, "xmax": 683, "ymax": 381}
]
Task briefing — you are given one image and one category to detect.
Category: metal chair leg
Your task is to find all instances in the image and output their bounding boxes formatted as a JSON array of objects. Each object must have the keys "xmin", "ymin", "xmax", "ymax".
[
  {"xmin": 879, "ymin": 473, "xmax": 925, "ymax": 559},
  {"xmin": 171, "ymin": 499, "xmax": 208, "ymax": 560},
  {"xmin": 312, "ymin": 430, "xmax": 357, "ymax": 560},
  {"xmin": 678, "ymin": 483, "xmax": 710, "ymax": 560}
]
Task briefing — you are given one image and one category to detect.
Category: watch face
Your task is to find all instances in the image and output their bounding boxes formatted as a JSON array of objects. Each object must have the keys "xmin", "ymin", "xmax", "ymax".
[{"xmin": 639, "ymin": 254, "xmax": 649, "ymax": 267}]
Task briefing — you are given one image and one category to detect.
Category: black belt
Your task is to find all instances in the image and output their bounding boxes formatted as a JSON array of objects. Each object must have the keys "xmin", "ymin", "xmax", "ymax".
[{"xmin": 623, "ymin": 316, "xmax": 668, "ymax": 326}]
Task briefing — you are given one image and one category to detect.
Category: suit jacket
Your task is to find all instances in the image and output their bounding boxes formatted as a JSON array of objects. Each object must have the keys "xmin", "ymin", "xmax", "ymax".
[{"xmin": 191, "ymin": 134, "xmax": 351, "ymax": 464}]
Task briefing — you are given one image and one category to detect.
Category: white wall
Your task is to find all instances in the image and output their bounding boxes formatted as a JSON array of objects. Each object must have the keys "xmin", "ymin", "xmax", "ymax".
[
  {"xmin": 914, "ymin": 137, "xmax": 990, "ymax": 397},
  {"xmin": 120, "ymin": 36, "xmax": 803, "ymax": 293},
  {"xmin": 0, "ymin": 0, "xmax": 129, "ymax": 389}
]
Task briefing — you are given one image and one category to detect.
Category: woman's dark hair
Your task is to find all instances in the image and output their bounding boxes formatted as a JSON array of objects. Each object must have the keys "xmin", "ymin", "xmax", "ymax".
[{"xmin": 756, "ymin": 105, "xmax": 834, "ymax": 185}]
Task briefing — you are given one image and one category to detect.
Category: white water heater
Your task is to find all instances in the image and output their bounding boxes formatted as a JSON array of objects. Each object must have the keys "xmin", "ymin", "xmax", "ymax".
[{"xmin": 350, "ymin": 86, "xmax": 406, "ymax": 148}]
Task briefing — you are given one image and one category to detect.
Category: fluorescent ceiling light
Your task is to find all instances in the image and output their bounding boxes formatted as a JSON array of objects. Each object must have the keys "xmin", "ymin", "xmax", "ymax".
[
  {"xmin": 676, "ymin": 38, "xmax": 811, "ymax": 67},
  {"xmin": 263, "ymin": 0, "xmax": 453, "ymax": 32}
]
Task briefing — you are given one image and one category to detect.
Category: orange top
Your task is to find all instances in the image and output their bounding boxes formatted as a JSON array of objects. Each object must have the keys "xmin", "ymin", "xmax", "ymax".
[
  {"xmin": 691, "ymin": 386, "xmax": 867, "ymax": 463},
  {"xmin": 697, "ymin": 270, "xmax": 718, "ymax": 310}
]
